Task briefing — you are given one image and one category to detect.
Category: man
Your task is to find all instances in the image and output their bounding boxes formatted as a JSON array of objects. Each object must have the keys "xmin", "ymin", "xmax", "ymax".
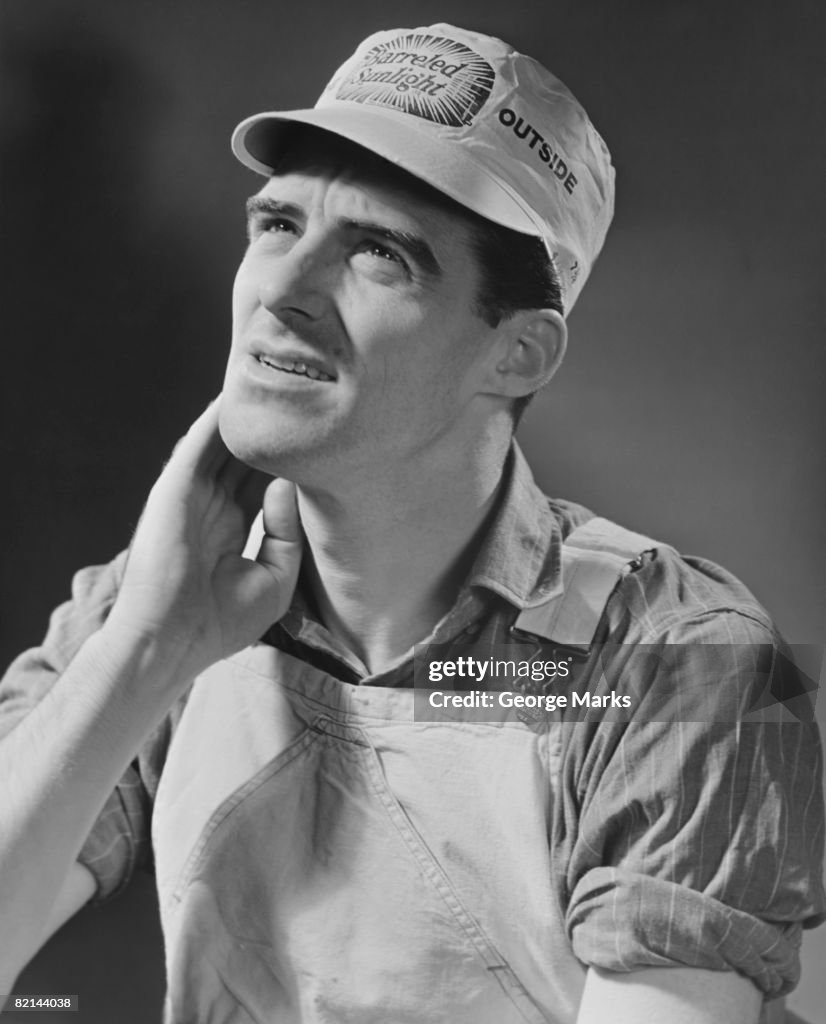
[{"xmin": 0, "ymin": 22, "xmax": 823, "ymax": 1024}]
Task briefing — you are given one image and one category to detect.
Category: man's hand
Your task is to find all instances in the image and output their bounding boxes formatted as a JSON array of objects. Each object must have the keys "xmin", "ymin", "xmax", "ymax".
[
  {"xmin": 0, "ymin": 398, "xmax": 302, "ymax": 985},
  {"xmin": 106, "ymin": 398, "xmax": 302, "ymax": 681}
]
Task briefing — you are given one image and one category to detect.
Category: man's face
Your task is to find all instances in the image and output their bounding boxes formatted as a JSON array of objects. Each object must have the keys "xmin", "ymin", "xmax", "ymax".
[{"xmin": 220, "ymin": 146, "xmax": 501, "ymax": 487}]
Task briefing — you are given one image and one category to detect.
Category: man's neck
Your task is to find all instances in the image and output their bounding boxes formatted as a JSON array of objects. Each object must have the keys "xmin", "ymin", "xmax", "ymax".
[{"xmin": 296, "ymin": 440, "xmax": 510, "ymax": 675}]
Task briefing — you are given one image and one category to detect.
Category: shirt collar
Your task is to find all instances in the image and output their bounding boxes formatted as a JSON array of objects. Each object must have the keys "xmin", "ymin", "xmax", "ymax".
[{"xmin": 465, "ymin": 442, "xmax": 563, "ymax": 609}]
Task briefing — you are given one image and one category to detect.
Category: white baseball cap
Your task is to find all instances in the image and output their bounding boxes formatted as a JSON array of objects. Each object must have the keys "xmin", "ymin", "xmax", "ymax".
[{"xmin": 231, "ymin": 23, "xmax": 615, "ymax": 314}]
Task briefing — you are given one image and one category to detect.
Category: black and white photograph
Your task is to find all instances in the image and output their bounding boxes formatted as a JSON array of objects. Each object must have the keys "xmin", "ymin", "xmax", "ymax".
[{"xmin": 1, "ymin": 1, "xmax": 824, "ymax": 1022}]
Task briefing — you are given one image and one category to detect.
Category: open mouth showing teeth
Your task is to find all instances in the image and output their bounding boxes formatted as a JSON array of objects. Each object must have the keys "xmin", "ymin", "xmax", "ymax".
[{"xmin": 257, "ymin": 355, "xmax": 334, "ymax": 382}]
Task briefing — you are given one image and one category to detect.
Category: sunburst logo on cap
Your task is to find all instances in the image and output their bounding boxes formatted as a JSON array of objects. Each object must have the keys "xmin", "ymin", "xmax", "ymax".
[{"xmin": 336, "ymin": 33, "xmax": 495, "ymax": 128}]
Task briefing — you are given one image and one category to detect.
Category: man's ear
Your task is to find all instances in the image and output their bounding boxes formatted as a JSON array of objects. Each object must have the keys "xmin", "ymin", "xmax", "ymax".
[{"xmin": 488, "ymin": 309, "xmax": 567, "ymax": 399}]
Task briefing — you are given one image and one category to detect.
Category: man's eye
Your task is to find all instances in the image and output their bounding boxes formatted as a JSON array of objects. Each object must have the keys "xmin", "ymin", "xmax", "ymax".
[
  {"xmin": 261, "ymin": 217, "xmax": 296, "ymax": 234},
  {"xmin": 248, "ymin": 216, "xmax": 297, "ymax": 241},
  {"xmin": 360, "ymin": 242, "xmax": 405, "ymax": 267}
]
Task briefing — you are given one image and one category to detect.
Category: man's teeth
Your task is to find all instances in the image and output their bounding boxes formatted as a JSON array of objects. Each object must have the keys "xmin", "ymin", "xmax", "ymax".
[{"xmin": 258, "ymin": 355, "xmax": 333, "ymax": 381}]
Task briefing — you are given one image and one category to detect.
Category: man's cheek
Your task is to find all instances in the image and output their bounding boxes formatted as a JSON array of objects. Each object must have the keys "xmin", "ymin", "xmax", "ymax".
[{"xmin": 231, "ymin": 263, "xmax": 258, "ymax": 322}]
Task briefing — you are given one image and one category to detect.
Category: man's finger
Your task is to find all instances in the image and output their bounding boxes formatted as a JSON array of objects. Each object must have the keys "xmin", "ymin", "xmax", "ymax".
[
  {"xmin": 165, "ymin": 398, "xmax": 228, "ymax": 478},
  {"xmin": 234, "ymin": 467, "xmax": 271, "ymax": 526}
]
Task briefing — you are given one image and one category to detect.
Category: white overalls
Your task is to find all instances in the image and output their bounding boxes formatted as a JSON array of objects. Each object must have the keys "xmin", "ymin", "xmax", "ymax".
[{"xmin": 152, "ymin": 520, "xmax": 659, "ymax": 1023}]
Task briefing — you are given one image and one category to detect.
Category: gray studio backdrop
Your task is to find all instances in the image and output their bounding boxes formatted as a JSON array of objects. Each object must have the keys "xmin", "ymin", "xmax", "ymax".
[{"xmin": 1, "ymin": 1, "xmax": 823, "ymax": 1021}]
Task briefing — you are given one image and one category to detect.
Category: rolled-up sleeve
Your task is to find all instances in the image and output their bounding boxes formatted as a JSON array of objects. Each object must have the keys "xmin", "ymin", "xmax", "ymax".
[
  {"xmin": 559, "ymin": 611, "xmax": 826, "ymax": 997},
  {"xmin": 0, "ymin": 551, "xmax": 152, "ymax": 901}
]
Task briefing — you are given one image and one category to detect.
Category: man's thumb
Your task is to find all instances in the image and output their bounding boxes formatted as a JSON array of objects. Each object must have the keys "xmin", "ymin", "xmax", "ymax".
[{"xmin": 261, "ymin": 478, "xmax": 300, "ymax": 540}]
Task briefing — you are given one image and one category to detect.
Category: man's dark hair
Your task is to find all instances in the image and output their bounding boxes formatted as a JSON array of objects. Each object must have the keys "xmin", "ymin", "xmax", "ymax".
[{"xmin": 263, "ymin": 124, "xmax": 563, "ymax": 426}]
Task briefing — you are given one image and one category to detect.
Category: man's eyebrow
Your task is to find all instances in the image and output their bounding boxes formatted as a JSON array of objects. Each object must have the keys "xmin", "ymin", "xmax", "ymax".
[
  {"xmin": 245, "ymin": 196, "xmax": 300, "ymax": 224},
  {"xmin": 340, "ymin": 218, "xmax": 442, "ymax": 277}
]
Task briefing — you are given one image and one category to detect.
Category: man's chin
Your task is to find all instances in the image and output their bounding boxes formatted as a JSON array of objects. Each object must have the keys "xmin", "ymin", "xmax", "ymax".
[{"xmin": 218, "ymin": 401, "xmax": 331, "ymax": 478}]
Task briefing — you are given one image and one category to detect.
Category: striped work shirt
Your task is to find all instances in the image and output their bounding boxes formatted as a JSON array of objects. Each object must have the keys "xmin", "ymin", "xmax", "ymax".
[{"xmin": 1, "ymin": 444, "xmax": 824, "ymax": 998}]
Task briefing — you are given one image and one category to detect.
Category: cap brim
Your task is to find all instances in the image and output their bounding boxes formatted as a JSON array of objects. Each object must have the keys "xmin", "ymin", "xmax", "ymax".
[{"xmin": 231, "ymin": 104, "xmax": 545, "ymax": 239}]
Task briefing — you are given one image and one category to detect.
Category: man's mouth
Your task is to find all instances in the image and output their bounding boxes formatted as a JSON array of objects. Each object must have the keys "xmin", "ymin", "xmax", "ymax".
[{"xmin": 256, "ymin": 354, "xmax": 335, "ymax": 382}]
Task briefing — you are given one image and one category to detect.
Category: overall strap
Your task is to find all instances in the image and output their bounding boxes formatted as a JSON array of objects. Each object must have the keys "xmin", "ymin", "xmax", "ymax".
[{"xmin": 512, "ymin": 516, "xmax": 660, "ymax": 652}]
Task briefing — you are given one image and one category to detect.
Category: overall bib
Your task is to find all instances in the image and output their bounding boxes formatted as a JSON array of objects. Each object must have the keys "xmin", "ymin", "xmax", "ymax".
[{"xmin": 152, "ymin": 519, "xmax": 656, "ymax": 1023}]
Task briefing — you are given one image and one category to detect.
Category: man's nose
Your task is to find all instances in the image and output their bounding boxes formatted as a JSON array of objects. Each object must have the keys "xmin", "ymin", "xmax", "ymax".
[{"xmin": 256, "ymin": 236, "xmax": 336, "ymax": 323}]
